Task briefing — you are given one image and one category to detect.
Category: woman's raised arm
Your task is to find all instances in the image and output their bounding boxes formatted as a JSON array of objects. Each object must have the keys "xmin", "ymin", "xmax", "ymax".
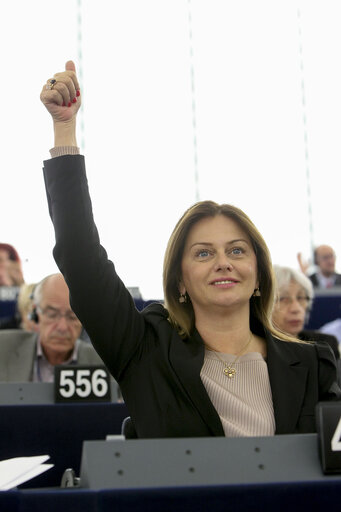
[{"xmin": 40, "ymin": 61, "xmax": 146, "ymax": 379}]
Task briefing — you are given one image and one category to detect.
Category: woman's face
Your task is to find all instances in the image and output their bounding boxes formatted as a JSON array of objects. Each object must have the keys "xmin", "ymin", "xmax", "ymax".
[
  {"xmin": 0, "ymin": 249, "xmax": 12, "ymax": 286},
  {"xmin": 180, "ymin": 214, "xmax": 258, "ymax": 316},
  {"xmin": 272, "ymin": 280, "xmax": 309, "ymax": 336},
  {"xmin": 0, "ymin": 249, "xmax": 10, "ymax": 268}
]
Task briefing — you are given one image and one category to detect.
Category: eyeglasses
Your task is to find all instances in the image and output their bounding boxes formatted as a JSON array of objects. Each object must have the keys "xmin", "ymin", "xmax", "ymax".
[
  {"xmin": 277, "ymin": 296, "xmax": 312, "ymax": 308},
  {"xmin": 318, "ymin": 253, "xmax": 335, "ymax": 261},
  {"xmin": 38, "ymin": 306, "xmax": 81, "ymax": 324}
]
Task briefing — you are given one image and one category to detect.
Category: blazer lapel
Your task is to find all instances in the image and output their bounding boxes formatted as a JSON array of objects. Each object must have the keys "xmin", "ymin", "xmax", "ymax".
[
  {"xmin": 169, "ymin": 329, "xmax": 224, "ymax": 436},
  {"xmin": 266, "ymin": 332, "xmax": 308, "ymax": 434}
]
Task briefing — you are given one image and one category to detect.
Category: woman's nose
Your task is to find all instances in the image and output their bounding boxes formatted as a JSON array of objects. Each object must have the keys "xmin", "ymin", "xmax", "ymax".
[
  {"xmin": 214, "ymin": 253, "xmax": 233, "ymax": 272},
  {"xmin": 289, "ymin": 298, "xmax": 305, "ymax": 312}
]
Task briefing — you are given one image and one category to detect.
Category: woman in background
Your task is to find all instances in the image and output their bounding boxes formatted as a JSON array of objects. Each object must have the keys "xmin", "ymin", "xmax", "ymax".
[
  {"xmin": 16, "ymin": 283, "xmax": 39, "ymax": 332},
  {"xmin": 272, "ymin": 265, "xmax": 339, "ymax": 360},
  {"xmin": 0, "ymin": 243, "xmax": 24, "ymax": 287},
  {"xmin": 0, "ymin": 243, "xmax": 24, "ymax": 328}
]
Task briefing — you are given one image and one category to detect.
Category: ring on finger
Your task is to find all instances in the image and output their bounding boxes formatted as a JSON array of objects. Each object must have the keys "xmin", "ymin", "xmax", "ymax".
[{"xmin": 45, "ymin": 78, "xmax": 57, "ymax": 90}]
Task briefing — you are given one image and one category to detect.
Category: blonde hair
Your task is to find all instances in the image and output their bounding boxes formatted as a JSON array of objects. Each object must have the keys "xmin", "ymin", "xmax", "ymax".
[
  {"xmin": 163, "ymin": 200, "xmax": 298, "ymax": 342},
  {"xmin": 17, "ymin": 283, "xmax": 36, "ymax": 329}
]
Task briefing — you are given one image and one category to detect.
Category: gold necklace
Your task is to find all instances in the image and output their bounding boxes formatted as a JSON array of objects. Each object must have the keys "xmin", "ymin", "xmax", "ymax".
[{"xmin": 206, "ymin": 332, "xmax": 253, "ymax": 379}]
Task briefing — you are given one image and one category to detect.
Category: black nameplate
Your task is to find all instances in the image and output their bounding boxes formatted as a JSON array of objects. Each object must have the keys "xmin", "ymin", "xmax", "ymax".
[
  {"xmin": 54, "ymin": 365, "xmax": 111, "ymax": 403},
  {"xmin": 316, "ymin": 401, "xmax": 341, "ymax": 474}
]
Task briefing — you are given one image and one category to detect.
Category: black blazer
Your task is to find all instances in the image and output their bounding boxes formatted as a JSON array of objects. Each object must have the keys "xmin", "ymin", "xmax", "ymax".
[
  {"xmin": 299, "ymin": 329, "xmax": 339, "ymax": 360},
  {"xmin": 43, "ymin": 155, "xmax": 340, "ymax": 438}
]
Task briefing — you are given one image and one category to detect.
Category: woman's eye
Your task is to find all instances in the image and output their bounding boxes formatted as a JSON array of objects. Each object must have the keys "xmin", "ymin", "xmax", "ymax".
[
  {"xmin": 196, "ymin": 249, "xmax": 210, "ymax": 258},
  {"xmin": 231, "ymin": 247, "xmax": 243, "ymax": 255}
]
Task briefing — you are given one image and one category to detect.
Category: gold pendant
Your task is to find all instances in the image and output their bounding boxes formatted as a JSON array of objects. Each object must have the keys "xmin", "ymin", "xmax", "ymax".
[{"xmin": 223, "ymin": 366, "xmax": 236, "ymax": 378}]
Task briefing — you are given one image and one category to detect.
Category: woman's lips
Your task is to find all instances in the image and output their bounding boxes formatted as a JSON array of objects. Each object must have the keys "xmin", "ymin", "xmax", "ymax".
[
  {"xmin": 287, "ymin": 320, "xmax": 303, "ymax": 327},
  {"xmin": 210, "ymin": 279, "xmax": 239, "ymax": 288}
]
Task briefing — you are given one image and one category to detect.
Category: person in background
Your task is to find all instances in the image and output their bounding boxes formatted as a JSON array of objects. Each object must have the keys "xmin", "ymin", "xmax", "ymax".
[
  {"xmin": 272, "ymin": 265, "xmax": 339, "ymax": 360},
  {"xmin": 39, "ymin": 60, "xmax": 340, "ymax": 439},
  {"xmin": 16, "ymin": 283, "xmax": 39, "ymax": 332},
  {"xmin": 0, "ymin": 244, "xmax": 25, "ymax": 329},
  {"xmin": 0, "ymin": 273, "xmax": 105, "ymax": 382},
  {"xmin": 298, "ymin": 245, "xmax": 341, "ymax": 289},
  {"xmin": 0, "ymin": 243, "xmax": 24, "ymax": 287}
]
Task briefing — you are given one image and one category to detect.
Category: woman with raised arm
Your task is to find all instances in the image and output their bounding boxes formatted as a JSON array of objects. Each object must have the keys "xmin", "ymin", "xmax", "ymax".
[{"xmin": 40, "ymin": 61, "xmax": 340, "ymax": 439}]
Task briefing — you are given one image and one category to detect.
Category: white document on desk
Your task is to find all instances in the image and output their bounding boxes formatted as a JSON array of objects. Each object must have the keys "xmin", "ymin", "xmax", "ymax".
[{"xmin": 0, "ymin": 455, "xmax": 53, "ymax": 490}]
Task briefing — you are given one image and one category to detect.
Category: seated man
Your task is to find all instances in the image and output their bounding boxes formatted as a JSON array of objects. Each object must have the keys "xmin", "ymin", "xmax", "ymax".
[
  {"xmin": 0, "ymin": 273, "xmax": 105, "ymax": 382},
  {"xmin": 298, "ymin": 245, "xmax": 341, "ymax": 289}
]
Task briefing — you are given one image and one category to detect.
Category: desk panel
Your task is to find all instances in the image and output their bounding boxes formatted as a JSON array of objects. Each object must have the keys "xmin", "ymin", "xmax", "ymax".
[
  {"xmin": 1, "ymin": 480, "xmax": 341, "ymax": 512},
  {"xmin": 0, "ymin": 402, "xmax": 128, "ymax": 488}
]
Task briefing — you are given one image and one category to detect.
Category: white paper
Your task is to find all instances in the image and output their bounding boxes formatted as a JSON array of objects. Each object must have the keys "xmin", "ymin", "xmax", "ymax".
[{"xmin": 0, "ymin": 455, "xmax": 53, "ymax": 490}]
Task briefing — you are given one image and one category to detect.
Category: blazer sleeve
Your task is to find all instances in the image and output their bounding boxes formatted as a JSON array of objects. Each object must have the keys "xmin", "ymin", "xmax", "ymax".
[
  {"xmin": 43, "ymin": 155, "xmax": 147, "ymax": 380},
  {"xmin": 315, "ymin": 342, "xmax": 341, "ymax": 400}
]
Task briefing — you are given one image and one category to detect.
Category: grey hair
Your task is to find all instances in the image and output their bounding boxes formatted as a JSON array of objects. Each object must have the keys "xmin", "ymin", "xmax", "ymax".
[
  {"xmin": 273, "ymin": 265, "xmax": 314, "ymax": 302},
  {"xmin": 32, "ymin": 273, "xmax": 60, "ymax": 307}
]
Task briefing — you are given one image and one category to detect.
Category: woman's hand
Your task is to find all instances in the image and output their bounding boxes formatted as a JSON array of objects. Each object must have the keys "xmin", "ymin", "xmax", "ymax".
[{"xmin": 40, "ymin": 60, "xmax": 81, "ymax": 146}]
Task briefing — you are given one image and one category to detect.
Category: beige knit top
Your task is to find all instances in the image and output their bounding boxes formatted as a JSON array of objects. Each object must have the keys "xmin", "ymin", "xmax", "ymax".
[{"xmin": 201, "ymin": 350, "xmax": 275, "ymax": 437}]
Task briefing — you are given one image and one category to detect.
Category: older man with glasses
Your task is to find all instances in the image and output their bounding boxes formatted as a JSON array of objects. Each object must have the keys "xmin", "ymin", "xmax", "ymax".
[
  {"xmin": 298, "ymin": 245, "xmax": 341, "ymax": 289},
  {"xmin": 0, "ymin": 273, "xmax": 105, "ymax": 382}
]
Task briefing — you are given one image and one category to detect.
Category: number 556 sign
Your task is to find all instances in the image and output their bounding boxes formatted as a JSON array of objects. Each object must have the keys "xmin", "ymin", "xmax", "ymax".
[{"xmin": 54, "ymin": 365, "xmax": 111, "ymax": 403}]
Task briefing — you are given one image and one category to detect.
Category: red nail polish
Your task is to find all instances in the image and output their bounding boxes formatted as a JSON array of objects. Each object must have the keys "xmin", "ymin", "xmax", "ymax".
[
  {"xmin": 72, "ymin": 97, "xmax": 77, "ymax": 103},
  {"xmin": 76, "ymin": 90, "xmax": 80, "ymax": 97},
  {"xmin": 68, "ymin": 102, "xmax": 71, "ymax": 107},
  {"xmin": 62, "ymin": 102, "xmax": 66, "ymax": 107}
]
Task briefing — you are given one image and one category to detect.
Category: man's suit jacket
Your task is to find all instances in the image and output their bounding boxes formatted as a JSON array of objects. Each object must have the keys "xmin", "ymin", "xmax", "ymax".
[
  {"xmin": 0, "ymin": 329, "xmax": 104, "ymax": 381},
  {"xmin": 43, "ymin": 155, "xmax": 341, "ymax": 439},
  {"xmin": 309, "ymin": 272, "xmax": 341, "ymax": 288}
]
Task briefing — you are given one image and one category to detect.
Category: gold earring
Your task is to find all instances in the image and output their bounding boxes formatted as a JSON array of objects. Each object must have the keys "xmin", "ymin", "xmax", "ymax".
[
  {"xmin": 253, "ymin": 288, "xmax": 261, "ymax": 297},
  {"xmin": 179, "ymin": 292, "xmax": 187, "ymax": 303}
]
